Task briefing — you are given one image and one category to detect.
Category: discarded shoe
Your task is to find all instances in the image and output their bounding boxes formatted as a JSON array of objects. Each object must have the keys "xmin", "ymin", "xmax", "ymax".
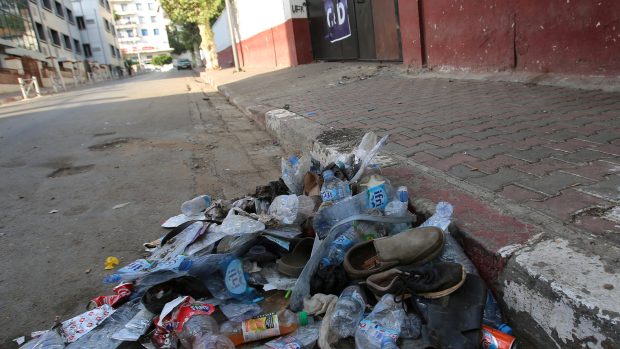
[
  {"xmin": 277, "ymin": 237, "xmax": 314, "ymax": 277},
  {"xmin": 366, "ymin": 261, "xmax": 466, "ymax": 299},
  {"xmin": 343, "ymin": 226, "xmax": 444, "ymax": 279}
]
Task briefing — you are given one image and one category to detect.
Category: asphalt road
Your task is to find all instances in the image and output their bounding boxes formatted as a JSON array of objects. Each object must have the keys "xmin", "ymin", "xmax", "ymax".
[{"xmin": 0, "ymin": 70, "xmax": 283, "ymax": 347}]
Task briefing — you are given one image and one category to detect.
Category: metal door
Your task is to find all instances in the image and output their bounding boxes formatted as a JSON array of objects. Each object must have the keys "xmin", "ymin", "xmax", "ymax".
[
  {"xmin": 354, "ymin": 0, "xmax": 376, "ymax": 60},
  {"xmin": 372, "ymin": 0, "xmax": 402, "ymax": 60}
]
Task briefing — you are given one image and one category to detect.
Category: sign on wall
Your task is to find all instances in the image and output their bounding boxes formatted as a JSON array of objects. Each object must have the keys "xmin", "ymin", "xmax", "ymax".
[{"xmin": 324, "ymin": 0, "xmax": 351, "ymax": 43}]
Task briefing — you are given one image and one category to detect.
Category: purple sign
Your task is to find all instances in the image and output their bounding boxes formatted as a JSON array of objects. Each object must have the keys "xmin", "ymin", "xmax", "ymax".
[{"xmin": 324, "ymin": 0, "xmax": 351, "ymax": 43}]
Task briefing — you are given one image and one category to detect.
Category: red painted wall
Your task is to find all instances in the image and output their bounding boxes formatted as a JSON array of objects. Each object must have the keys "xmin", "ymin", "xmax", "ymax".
[
  {"xmin": 400, "ymin": 0, "xmax": 620, "ymax": 76},
  {"xmin": 216, "ymin": 18, "xmax": 313, "ymax": 69}
]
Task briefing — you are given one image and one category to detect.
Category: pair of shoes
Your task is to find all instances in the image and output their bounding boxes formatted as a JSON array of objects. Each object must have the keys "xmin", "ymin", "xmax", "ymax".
[{"xmin": 343, "ymin": 226, "xmax": 465, "ymax": 298}]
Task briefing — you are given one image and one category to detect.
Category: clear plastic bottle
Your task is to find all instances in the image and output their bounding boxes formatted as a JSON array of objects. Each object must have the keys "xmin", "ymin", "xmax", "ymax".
[
  {"xmin": 178, "ymin": 315, "xmax": 220, "ymax": 348},
  {"xmin": 264, "ymin": 323, "xmax": 320, "ymax": 349},
  {"xmin": 192, "ymin": 334, "xmax": 235, "ymax": 349},
  {"xmin": 385, "ymin": 186, "xmax": 411, "ymax": 234},
  {"xmin": 181, "ymin": 195, "xmax": 212, "ymax": 216},
  {"xmin": 221, "ymin": 309, "xmax": 310, "ymax": 346},
  {"xmin": 320, "ymin": 227, "xmax": 359, "ymax": 268},
  {"xmin": 355, "ymin": 294, "xmax": 405, "ymax": 349},
  {"xmin": 420, "ymin": 201, "xmax": 453, "ymax": 232},
  {"xmin": 320, "ymin": 170, "xmax": 351, "ymax": 203},
  {"xmin": 330, "ymin": 285, "xmax": 367, "ymax": 339},
  {"xmin": 483, "ymin": 291, "xmax": 513, "ymax": 335}
]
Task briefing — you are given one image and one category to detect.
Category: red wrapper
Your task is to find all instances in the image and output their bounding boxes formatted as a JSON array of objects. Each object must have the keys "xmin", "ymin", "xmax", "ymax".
[{"xmin": 88, "ymin": 283, "xmax": 134, "ymax": 309}]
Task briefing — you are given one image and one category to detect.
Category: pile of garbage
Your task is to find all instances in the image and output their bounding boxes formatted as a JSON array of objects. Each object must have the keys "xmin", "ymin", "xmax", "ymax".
[{"xmin": 19, "ymin": 132, "xmax": 517, "ymax": 349}]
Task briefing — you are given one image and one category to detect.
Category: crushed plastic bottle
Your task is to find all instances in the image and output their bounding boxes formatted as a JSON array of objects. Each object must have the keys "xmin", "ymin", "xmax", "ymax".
[
  {"xmin": 385, "ymin": 186, "xmax": 411, "ymax": 234},
  {"xmin": 265, "ymin": 323, "xmax": 320, "ymax": 349},
  {"xmin": 192, "ymin": 334, "xmax": 235, "ymax": 349},
  {"xmin": 178, "ymin": 314, "xmax": 220, "ymax": 348},
  {"xmin": 281, "ymin": 155, "xmax": 311, "ymax": 195},
  {"xmin": 330, "ymin": 285, "xmax": 367, "ymax": 339},
  {"xmin": 269, "ymin": 195, "xmax": 315, "ymax": 225},
  {"xmin": 19, "ymin": 328, "xmax": 64, "ymax": 349},
  {"xmin": 218, "ymin": 256, "xmax": 259, "ymax": 301},
  {"xmin": 355, "ymin": 294, "xmax": 405, "ymax": 349},
  {"xmin": 182, "ymin": 195, "xmax": 213, "ymax": 216},
  {"xmin": 420, "ymin": 201, "xmax": 453, "ymax": 232},
  {"xmin": 320, "ymin": 170, "xmax": 351, "ymax": 203},
  {"xmin": 320, "ymin": 227, "xmax": 359, "ymax": 268},
  {"xmin": 400, "ymin": 313, "xmax": 422, "ymax": 339}
]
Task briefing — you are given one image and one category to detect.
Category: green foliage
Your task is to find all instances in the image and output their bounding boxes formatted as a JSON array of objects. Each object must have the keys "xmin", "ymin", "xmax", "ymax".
[
  {"xmin": 151, "ymin": 55, "xmax": 173, "ymax": 66},
  {"xmin": 167, "ymin": 23, "xmax": 201, "ymax": 55},
  {"xmin": 160, "ymin": 0, "xmax": 223, "ymax": 25}
]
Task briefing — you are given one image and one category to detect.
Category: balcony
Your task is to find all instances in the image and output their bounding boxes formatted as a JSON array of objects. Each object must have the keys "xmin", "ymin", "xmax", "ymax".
[
  {"xmin": 115, "ymin": 9, "xmax": 136, "ymax": 15},
  {"xmin": 115, "ymin": 21, "xmax": 137, "ymax": 28},
  {"xmin": 118, "ymin": 36, "xmax": 139, "ymax": 43}
]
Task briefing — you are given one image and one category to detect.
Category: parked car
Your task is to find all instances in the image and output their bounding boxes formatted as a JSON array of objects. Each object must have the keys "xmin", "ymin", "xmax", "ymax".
[{"xmin": 177, "ymin": 59, "xmax": 192, "ymax": 70}]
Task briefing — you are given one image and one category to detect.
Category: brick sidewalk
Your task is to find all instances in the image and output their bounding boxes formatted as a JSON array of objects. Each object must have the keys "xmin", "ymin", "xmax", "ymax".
[{"xmin": 215, "ymin": 63, "xmax": 620, "ymax": 240}]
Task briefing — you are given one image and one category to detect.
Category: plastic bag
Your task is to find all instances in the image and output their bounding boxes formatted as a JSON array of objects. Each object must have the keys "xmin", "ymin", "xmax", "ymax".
[
  {"xmin": 19, "ymin": 329, "xmax": 64, "ymax": 349},
  {"xmin": 111, "ymin": 306, "xmax": 155, "ymax": 341},
  {"xmin": 220, "ymin": 301, "xmax": 262, "ymax": 322},
  {"xmin": 269, "ymin": 195, "xmax": 315, "ymax": 225},
  {"xmin": 219, "ymin": 209, "xmax": 265, "ymax": 236},
  {"xmin": 192, "ymin": 335, "xmax": 235, "ymax": 349},
  {"xmin": 281, "ymin": 155, "xmax": 312, "ymax": 195},
  {"xmin": 350, "ymin": 135, "xmax": 389, "ymax": 183}
]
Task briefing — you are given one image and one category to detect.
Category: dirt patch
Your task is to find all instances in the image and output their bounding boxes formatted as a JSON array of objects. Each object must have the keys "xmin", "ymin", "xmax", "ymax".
[
  {"xmin": 93, "ymin": 131, "xmax": 117, "ymax": 137},
  {"xmin": 48, "ymin": 164, "xmax": 95, "ymax": 178},
  {"xmin": 316, "ymin": 128, "xmax": 365, "ymax": 149},
  {"xmin": 88, "ymin": 137, "xmax": 140, "ymax": 151},
  {"xmin": 570, "ymin": 206, "xmax": 613, "ymax": 223}
]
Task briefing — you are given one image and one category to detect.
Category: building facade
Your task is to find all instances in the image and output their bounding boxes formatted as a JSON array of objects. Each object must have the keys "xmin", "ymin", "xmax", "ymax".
[
  {"xmin": 110, "ymin": 0, "xmax": 172, "ymax": 66},
  {"xmin": 71, "ymin": 0, "xmax": 123, "ymax": 75}
]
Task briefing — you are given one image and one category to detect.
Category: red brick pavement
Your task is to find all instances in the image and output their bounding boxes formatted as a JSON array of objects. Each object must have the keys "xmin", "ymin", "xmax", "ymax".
[{"xmin": 219, "ymin": 63, "xmax": 620, "ymax": 239}]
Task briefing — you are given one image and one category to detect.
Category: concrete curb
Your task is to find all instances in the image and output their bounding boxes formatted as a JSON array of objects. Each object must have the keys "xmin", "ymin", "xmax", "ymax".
[
  {"xmin": 213, "ymin": 80, "xmax": 619, "ymax": 348},
  {"xmin": 0, "ymin": 94, "xmax": 23, "ymax": 106}
]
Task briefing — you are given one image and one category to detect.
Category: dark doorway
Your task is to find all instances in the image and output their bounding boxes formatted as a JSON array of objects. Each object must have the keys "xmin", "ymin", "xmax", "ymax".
[{"xmin": 20, "ymin": 56, "xmax": 44, "ymax": 87}]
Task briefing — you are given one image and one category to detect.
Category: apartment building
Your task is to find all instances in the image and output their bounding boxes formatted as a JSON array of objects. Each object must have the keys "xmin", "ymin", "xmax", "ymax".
[
  {"xmin": 71, "ymin": 0, "xmax": 123, "ymax": 75},
  {"xmin": 110, "ymin": 0, "xmax": 172, "ymax": 65}
]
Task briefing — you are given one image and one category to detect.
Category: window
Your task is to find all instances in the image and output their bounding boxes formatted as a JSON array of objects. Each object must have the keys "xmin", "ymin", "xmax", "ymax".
[
  {"xmin": 110, "ymin": 44, "xmax": 116, "ymax": 57},
  {"xmin": 138, "ymin": 16, "xmax": 144, "ymax": 24},
  {"xmin": 153, "ymin": 28, "xmax": 159, "ymax": 35},
  {"xmin": 54, "ymin": 1, "xmax": 64, "ymax": 17},
  {"xmin": 83, "ymin": 43, "xmax": 92, "ymax": 57},
  {"xmin": 150, "ymin": 16, "xmax": 156, "ymax": 23},
  {"xmin": 148, "ymin": 3, "xmax": 154, "ymax": 10},
  {"xmin": 126, "ymin": 29, "xmax": 134, "ymax": 37},
  {"xmin": 136, "ymin": 3, "xmax": 142, "ymax": 10},
  {"xmin": 141, "ymin": 28, "xmax": 148, "ymax": 36},
  {"xmin": 66, "ymin": 9, "xmax": 74, "ymax": 23},
  {"xmin": 35, "ymin": 22, "xmax": 46, "ymax": 41},
  {"xmin": 105, "ymin": 0, "xmax": 111, "ymax": 11},
  {"xmin": 120, "ymin": 4, "xmax": 127, "ymax": 11},
  {"xmin": 116, "ymin": 47, "xmax": 121, "ymax": 58},
  {"xmin": 76, "ymin": 16, "xmax": 85, "ymax": 29},
  {"xmin": 73, "ymin": 39, "xmax": 81, "ymax": 53},
  {"xmin": 111, "ymin": 25, "xmax": 115, "ymax": 36},
  {"xmin": 103, "ymin": 18, "xmax": 110, "ymax": 31},
  {"xmin": 62, "ymin": 34, "xmax": 72, "ymax": 50},
  {"xmin": 50, "ymin": 29, "xmax": 61, "ymax": 46},
  {"xmin": 42, "ymin": 0, "xmax": 52, "ymax": 10}
]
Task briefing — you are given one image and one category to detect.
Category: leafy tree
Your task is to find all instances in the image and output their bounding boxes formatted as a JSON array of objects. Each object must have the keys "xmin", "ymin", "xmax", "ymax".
[
  {"xmin": 167, "ymin": 23, "xmax": 201, "ymax": 64},
  {"xmin": 160, "ymin": 0, "xmax": 224, "ymax": 69},
  {"xmin": 152, "ymin": 55, "xmax": 173, "ymax": 66}
]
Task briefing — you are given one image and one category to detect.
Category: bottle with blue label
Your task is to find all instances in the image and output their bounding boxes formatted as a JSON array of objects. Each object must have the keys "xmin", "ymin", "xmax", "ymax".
[
  {"xmin": 320, "ymin": 170, "xmax": 351, "ymax": 203},
  {"xmin": 362, "ymin": 174, "xmax": 389, "ymax": 211},
  {"xmin": 355, "ymin": 294, "xmax": 405, "ymax": 349},
  {"xmin": 219, "ymin": 256, "xmax": 260, "ymax": 302},
  {"xmin": 320, "ymin": 227, "xmax": 359, "ymax": 268}
]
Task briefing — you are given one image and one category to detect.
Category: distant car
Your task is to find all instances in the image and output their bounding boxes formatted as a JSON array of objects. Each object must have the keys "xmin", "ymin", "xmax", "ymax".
[{"xmin": 177, "ymin": 59, "xmax": 192, "ymax": 70}]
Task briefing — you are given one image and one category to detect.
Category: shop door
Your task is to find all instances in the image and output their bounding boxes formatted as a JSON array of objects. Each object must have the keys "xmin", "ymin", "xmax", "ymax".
[{"xmin": 20, "ymin": 56, "xmax": 44, "ymax": 87}]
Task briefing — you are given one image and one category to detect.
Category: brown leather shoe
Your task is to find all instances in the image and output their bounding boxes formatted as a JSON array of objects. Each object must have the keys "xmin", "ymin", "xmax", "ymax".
[{"xmin": 343, "ymin": 226, "xmax": 444, "ymax": 279}]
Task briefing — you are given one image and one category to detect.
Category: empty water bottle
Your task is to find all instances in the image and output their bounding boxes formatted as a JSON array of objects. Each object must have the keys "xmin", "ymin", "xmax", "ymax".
[
  {"xmin": 182, "ymin": 195, "xmax": 212, "ymax": 216},
  {"xmin": 320, "ymin": 227, "xmax": 359, "ymax": 268},
  {"xmin": 355, "ymin": 294, "xmax": 405, "ymax": 349},
  {"xmin": 330, "ymin": 285, "xmax": 367, "ymax": 339},
  {"xmin": 264, "ymin": 323, "xmax": 320, "ymax": 349},
  {"xmin": 320, "ymin": 170, "xmax": 351, "ymax": 203},
  {"xmin": 420, "ymin": 201, "xmax": 453, "ymax": 232},
  {"xmin": 178, "ymin": 314, "xmax": 220, "ymax": 348},
  {"xmin": 385, "ymin": 186, "xmax": 411, "ymax": 234},
  {"xmin": 483, "ymin": 291, "xmax": 513, "ymax": 335}
]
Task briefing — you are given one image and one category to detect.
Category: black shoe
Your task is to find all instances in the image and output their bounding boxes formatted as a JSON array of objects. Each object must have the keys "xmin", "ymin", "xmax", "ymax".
[{"xmin": 366, "ymin": 261, "xmax": 466, "ymax": 299}]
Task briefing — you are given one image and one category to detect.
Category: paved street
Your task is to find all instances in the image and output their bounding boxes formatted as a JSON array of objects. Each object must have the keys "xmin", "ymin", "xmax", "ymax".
[{"xmin": 0, "ymin": 71, "xmax": 282, "ymax": 346}]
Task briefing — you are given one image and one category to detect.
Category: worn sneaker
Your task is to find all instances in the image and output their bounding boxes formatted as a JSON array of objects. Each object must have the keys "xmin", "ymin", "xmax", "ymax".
[{"xmin": 366, "ymin": 261, "xmax": 466, "ymax": 299}]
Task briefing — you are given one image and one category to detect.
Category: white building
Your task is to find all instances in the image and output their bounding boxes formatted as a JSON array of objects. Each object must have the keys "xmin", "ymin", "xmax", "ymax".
[
  {"xmin": 110, "ymin": 0, "xmax": 172, "ymax": 66},
  {"xmin": 71, "ymin": 0, "xmax": 123, "ymax": 74}
]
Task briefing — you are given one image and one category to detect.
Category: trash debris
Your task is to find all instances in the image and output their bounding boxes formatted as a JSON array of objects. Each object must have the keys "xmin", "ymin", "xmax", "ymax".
[
  {"xmin": 13, "ymin": 336, "xmax": 25, "ymax": 345},
  {"xmin": 48, "ymin": 210, "xmax": 58, "ymax": 214},
  {"xmin": 21, "ymin": 131, "xmax": 517, "ymax": 349},
  {"xmin": 112, "ymin": 202, "xmax": 131, "ymax": 210}
]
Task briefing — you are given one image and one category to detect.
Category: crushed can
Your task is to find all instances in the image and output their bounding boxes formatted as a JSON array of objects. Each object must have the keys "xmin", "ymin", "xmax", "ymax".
[{"xmin": 482, "ymin": 325, "xmax": 517, "ymax": 349}]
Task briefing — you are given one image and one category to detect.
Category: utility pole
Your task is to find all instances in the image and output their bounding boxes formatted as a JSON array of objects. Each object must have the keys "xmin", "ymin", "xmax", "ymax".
[{"xmin": 224, "ymin": 0, "xmax": 240, "ymax": 72}]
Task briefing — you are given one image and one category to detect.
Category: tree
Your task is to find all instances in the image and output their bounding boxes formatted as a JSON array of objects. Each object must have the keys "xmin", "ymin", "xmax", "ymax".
[
  {"xmin": 160, "ymin": 0, "xmax": 224, "ymax": 70},
  {"xmin": 152, "ymin": 55, "xmax": 173, "ymax": 66},
  {"xmin": 167, "ymin": 23, "xmax": 201, "ymax": 63}
]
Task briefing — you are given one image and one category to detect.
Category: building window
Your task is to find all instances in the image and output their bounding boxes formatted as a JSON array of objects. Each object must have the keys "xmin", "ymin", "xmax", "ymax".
[
  {"xmin": 110, "ymin": 44, "xmax": 116, "ymax": 57},
  {"xmin": 117, "ymin": 47, "xmax": 121, "ymax": 57},
  {"xmin": 126, "ymin": 29, "xmax": 134, "ymax": 37},
  {"xmin": 136, "ymin": 3, "xmax": 142, "ymax": 10},
  {"xmin": 141, "ymin": 28, "xmax": 148, "ymax": 36},
  {"xmin": 103, "ymin": 18, "xmax": 110, "ymax": 31},
  {"xmin": 150, "ymin": 16, "xmax": 156, "ymax": 23},
  {"xmin": 50, "ymin": 29, "xmax": 61, "ymax": 46},
  {"xmin": 76, "ymin": 16, "xmax": 85, "ymax": 29},
  {"xmin": 105, "ymin": 0, "xmax": 111, "ymax": 11},
  {"xmin": 54, "ymin": 1, "xmax": 64, "ymax": 18},
  {"xmin": 99, "ymin": 0, "xmax": 104, "ymax": 6},
  {"xmin": 35, "ymin": 22, "xmax": 46, "ymax": 41},
  {"xmin": 66, "ymin": 9, "xmax": 74, "ymax": 23},
  {"xmin": 138, "ymin": 16, "xmax": 144, "ymax": 24},
  {"xmin": 62, "ymin": 34, "xmax": 72, "ymax": 50},
  {"xmin": 111, "ymin": 25, "xmax": 115, "ymax": 36},
  {"xmin": 148, "ymin": 3, "xmax": 154, "ymax": 10},
  {"xmin": 83, "ymin": 44, "xmax": 92, "ymax": 57},
  {"xmin": 74, "ymin": 39, "xmax": 81, "ymax": 53},
  {"xmin": 120, "ymin": 4, "xmax": 127, "ymax": 11},
  {"xmin": 42, "ymin": 0, "xmax": 52, "ymax": 10},
  {"xmin": 153, "ymin": 28, "xmax": 159, "ymax": 35}
]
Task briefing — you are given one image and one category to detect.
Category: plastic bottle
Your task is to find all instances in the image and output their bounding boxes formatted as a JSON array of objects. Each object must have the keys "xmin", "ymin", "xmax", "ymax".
[
  {"xmin": 320, "ymin": 227, "xmax": 359, "ymax": 268},
  {"xmin": 320, "ymin": 170, "xmax": 351, "ymax": 203},
  {"xmin": 221, "ymin": 309, "xmax": 310, "ymax": 346},
  {"xmin": 192, "ymin": 335, "xmax": 235, "ymax": 349},
  {"xmin": 385, "ymin": 186, "xmax": 411, "ymax": 234},
  {"xmin": 483, "ymin": 291, "xmax": 513, "ymax": 335},
  {"xmin": 362, "ymin": 174, "xmax": 389, "ymax": 210},
  {"xmin": 178, "ymin": 315, "xmax": 220, "ymax": 348},
  {"xmin": 264, "ymin": 323, "xmax": 320, "ymax": 349},
  {"xmin": 420, "ymin": 201, "xmax": 453, "ymax": 232},
  {"xmin": 355, "ymin": 294, "xmax": 405, "ymax": 349},
  {"xmin": 330, "ymin": 285, "xmax": 367, "ymax": 339},
  {"xmin": 181, "ymin": 195, "xmax": 212, "ymax": 216}
]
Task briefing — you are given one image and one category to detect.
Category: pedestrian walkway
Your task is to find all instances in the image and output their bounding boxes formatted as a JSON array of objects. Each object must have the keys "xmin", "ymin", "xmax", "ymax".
[{"xmin": 203, "ymin": 63, "xmax": 620, "ymax": 239}]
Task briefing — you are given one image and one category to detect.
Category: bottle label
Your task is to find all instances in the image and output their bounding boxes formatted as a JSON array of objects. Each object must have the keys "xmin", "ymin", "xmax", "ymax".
[
  {"xmin": 224, "ymin": 259, "xmax": 247, "ymax": 295},
  {"xmin": 242, "ymin": 313, "xmax": 280, "ymax": 342},
  {"xmin": 265, "ymin": 335, "xmax": 303, "ymax": 349},
  {"xmin": 367, "ymin": 184, "xmax": 388, "ymax": 209},
  {"xmin": 357, "ymin": 319, "xmax": 399, "ymax": 345},
  {"xmin": 321, "ymin": 188, "xmax": 338, "ymax": 202},
  {"xmin": 118, "ymin": 259, "xmax": 151, "ymax": 274},
  {"xmin": 333, "ymin": 234, "xmax": 354, "ymax": 250},
  {"xmin": 351, "ymin": 289, "xmax": 365, "ymax": 308}
]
